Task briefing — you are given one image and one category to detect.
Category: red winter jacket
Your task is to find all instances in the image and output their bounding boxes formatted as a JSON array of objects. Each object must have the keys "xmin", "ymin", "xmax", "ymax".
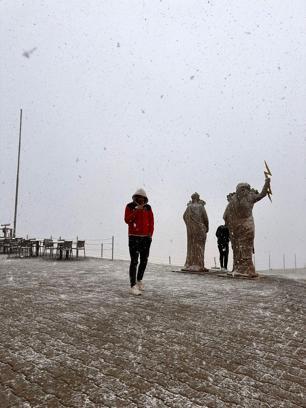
[{"xmin": 124, "ymin": 202, "xmax": 154, "ymax": 237}]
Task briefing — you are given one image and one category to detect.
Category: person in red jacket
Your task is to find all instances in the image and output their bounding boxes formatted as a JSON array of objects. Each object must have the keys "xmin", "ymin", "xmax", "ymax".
[{"xmin": 124, "ymin": 188, "xmax": 154, "ymax": 295}]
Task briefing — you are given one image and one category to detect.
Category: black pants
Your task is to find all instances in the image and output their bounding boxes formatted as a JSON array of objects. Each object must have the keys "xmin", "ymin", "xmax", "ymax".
[
  {"xmin": 218, "ymin": 244, "xmax": 229, "ymax": 269},
  {"xmin": 128, "ymin": 236, "xmax": 152, "ymax": 287}
]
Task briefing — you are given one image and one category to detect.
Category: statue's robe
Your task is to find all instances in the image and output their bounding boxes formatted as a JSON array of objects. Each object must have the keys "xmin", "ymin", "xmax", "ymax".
[{"xmin": 183, "ymin": 202, "xmax": 209, "ymax": 271}]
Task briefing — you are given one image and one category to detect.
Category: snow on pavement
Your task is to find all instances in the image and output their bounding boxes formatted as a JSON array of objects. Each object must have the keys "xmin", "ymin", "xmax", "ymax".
[{"xmin": 0, "ymin": 256, "xmax": 305, "ymax": 407}]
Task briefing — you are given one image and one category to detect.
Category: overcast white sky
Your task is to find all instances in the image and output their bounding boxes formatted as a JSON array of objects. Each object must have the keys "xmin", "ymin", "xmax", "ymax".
[{"xmin": 1, "ymin": 0, "xmax": 306, "ymax": 269}]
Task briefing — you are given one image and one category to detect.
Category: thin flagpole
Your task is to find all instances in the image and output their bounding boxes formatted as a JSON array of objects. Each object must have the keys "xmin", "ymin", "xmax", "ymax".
[{"xmin": 13, "ymin": 108, "xmax": 23, "ymax": 237}]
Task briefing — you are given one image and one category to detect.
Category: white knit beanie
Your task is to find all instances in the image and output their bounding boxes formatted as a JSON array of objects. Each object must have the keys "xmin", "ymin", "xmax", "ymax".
[{"xmin": 132, "ymin": 188, "xmax": 148, "ymax": 202}]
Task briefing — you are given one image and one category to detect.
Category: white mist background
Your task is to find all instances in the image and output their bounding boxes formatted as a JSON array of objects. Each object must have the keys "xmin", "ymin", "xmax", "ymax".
[{"xmin": 1, "ymin": 1, "xmax": 306, "ymax": 269}]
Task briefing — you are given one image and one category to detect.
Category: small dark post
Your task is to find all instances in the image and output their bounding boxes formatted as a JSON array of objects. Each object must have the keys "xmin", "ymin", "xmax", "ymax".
[{"xmin": 101, "ymin": 243, "xmax": 103, "ymax": 258}]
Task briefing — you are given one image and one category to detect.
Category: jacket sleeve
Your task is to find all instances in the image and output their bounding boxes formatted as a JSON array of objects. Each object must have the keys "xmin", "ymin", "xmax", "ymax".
[
  {"xmin": 148, "ymin": 209, "xmax": 154, "ymax": 237},
  {"xmin": 124, "ymin": 205, "xmax": 136, "ymax": 224}
]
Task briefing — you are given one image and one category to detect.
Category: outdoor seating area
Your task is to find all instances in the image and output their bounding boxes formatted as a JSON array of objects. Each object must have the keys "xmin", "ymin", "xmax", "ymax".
[{"xmin": 0, "ymin": 236, "xmax": 86, "ymax": 260}]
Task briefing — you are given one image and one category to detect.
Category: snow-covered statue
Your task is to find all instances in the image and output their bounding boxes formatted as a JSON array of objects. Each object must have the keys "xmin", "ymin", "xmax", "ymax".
[
  {"xmin": 183, "ymin": 192, "xmax": 209, "ymax": 272},
  {"xmin": 223, "ymin": 176, "xmax": 271, "ymax": 277}
]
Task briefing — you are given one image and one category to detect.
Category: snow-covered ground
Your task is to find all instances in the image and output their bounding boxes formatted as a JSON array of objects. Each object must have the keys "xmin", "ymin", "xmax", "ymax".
[
  {"xmin": 0, "ymin": 255, "xmax": 305, "ymax": 407},
  {"xmin": 259, "ymin": 268, "xmax": 306, "ymax": 281}
]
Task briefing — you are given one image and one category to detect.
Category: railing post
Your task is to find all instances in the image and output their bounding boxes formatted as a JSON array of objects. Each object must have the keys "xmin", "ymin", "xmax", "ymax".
[
  {"xmin": 101, "ymin": 243, "xmax": 103, "ymax": 258},
  {"xmin": 169, "ymin": 256, "xmax": 171, "ymax": 265}
]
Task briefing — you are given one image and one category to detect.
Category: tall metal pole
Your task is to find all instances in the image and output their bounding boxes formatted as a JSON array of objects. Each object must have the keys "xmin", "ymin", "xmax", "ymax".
[
  {"xmin": 111, "ymin": 236, "xmax": 114, "ymax": 261},
  {"xmin": 13, "ymin": 108, "xmax": 23, "ymax": 237}
]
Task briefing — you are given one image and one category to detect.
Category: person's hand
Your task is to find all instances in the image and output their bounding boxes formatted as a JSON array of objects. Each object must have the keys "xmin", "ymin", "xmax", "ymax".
[{"xmin": 135, "ymin": 205, "xmax": 144, "ymax": 210}]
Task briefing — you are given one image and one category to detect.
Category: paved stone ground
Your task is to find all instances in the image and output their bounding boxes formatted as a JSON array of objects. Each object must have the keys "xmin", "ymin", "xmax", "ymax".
[{"xmin": 0, "ymin": 255, "xmax": 305, "ymax": 408}]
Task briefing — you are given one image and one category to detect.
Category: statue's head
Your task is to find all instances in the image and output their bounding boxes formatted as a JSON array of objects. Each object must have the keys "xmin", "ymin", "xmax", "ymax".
[
  {"xmin": 236, "ymin": 183, "xmax": 251, "ymax": 199},
  {"xmin": 191, "ymin": 192, "xmax": 200, "ymax": 203}
]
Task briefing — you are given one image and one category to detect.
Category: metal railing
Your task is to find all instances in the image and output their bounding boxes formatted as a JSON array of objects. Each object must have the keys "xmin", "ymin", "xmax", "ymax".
[
  {"xmin": 100, "ymin": 236, "xmax": 114, "ymax": 260},
  {"xmin": 82, "ymin": 236, "xmax": 114, "ymax": 260}
]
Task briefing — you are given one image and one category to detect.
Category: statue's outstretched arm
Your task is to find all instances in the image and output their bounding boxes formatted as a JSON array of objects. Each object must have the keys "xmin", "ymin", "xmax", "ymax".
[{"xmin": 253, "ymin": 177, "xmax": 271, "ymax": 203}]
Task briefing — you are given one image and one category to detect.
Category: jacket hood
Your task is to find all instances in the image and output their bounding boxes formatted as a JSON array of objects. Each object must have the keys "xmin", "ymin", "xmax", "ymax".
[{"xmin": 132, "ymin": 188, "xmax": 148, "ymax": 203}]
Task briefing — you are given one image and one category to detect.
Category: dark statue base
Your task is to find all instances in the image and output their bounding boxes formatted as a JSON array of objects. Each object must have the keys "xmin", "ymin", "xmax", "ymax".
[
  {"xmin": 181, "ymin": 267, "xmax": 209, "ymax": 272},
  {"xmin": 171, "ymin": 268, "xmax": 211, "ymax": 275},
  {"xmin": 217, "ymin": 271, "xmax": 260, "ymax": 279}
]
